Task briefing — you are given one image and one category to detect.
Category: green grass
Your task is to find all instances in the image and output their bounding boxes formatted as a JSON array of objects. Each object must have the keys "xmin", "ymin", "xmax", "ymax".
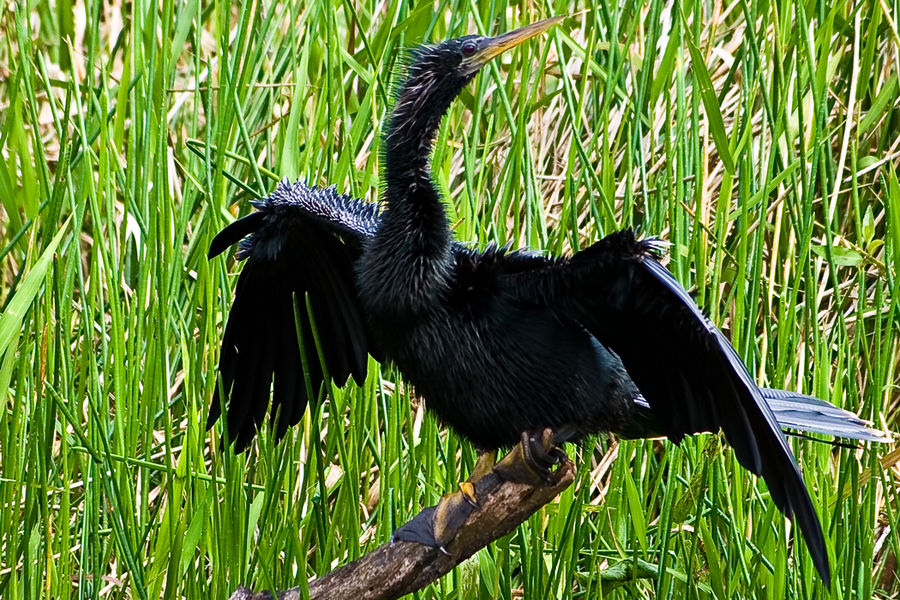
[{"xmin": 1, "ymin": 0, "xmax": 898, "ymax": 598}]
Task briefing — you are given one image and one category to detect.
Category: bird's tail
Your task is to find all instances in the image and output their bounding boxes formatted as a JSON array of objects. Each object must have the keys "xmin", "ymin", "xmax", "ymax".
[
  {"xmin": 624, "ymin": 389, "xmax": 889, "ymax": 443},
  {"xmin": 758, "ymin": 388, "xmax": 889, "ymax": 443}
]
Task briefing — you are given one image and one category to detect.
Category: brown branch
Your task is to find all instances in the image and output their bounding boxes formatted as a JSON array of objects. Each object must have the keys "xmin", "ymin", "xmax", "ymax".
[{"xmin": 227, "ymin": 444, "xmax": 576, "ymax": 600}]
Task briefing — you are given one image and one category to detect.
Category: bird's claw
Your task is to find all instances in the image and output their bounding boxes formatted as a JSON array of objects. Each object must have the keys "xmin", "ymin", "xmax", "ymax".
[
  {"xmin": 459, "ymin": 481, "xmax": 478, "ymax": 507},
  {"xmin": 494, "ymin": 428, "xmax": 566, "ymax": 486}
]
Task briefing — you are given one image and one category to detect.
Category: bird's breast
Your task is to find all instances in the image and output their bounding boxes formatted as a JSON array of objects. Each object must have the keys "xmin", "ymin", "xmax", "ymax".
[{"xmin": 369, "ymin": 301, "xmax": 637, "ymax": 449}]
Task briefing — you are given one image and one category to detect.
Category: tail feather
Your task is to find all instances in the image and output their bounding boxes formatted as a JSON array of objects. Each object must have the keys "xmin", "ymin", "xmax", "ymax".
[
  {"xmin": 626, "ymin": 389, "xmax": 889, "ymax": 443},
  {"xmin": 759, "ymin": 388, "xmax": 889, "ymax": 443}
]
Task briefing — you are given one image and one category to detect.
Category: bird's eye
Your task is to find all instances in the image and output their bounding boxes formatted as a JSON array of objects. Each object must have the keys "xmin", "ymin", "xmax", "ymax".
[{"xmin": 461, "ymin": 40, "xmax": 478, "ymax": 56}]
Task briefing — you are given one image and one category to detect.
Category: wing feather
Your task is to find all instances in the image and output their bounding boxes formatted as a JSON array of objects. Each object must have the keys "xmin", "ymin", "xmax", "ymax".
[
  {"xmin": 567, "ymin": 229, "xmax": 829, "ymax": 584},
  {"xmin": 208, "ymin": 181, "xmax": 380, "ymax": 451},
  {"xmin": 209, "ymin": 212, "xmax": 266, "ymax": 259}
]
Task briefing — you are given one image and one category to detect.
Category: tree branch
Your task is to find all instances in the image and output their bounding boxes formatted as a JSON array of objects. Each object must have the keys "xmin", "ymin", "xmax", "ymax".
[{"xmin": 226, "ymin": 442, "xmax": 576, "ymax": 600}]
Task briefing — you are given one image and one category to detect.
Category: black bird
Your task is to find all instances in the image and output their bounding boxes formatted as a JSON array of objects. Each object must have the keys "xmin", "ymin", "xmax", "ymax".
[{"xmin": 207, "ymin": 17, "xmax": 885, "ymax": 585}]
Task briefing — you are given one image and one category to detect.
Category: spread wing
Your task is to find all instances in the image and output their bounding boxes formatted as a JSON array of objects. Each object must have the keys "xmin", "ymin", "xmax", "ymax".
[
  {"xmin": 208, "ymin": 180, "xmax": 381, "ymax": 451},
  {"xmin": 565, "ymin": 229, "xmax": 830, "ymax": 584}
]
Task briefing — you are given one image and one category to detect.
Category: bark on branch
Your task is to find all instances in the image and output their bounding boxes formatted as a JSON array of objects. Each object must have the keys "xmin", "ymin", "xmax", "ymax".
[{"xmin": 226, "ymin": 449, "xmax": 576, "ymax": 600}]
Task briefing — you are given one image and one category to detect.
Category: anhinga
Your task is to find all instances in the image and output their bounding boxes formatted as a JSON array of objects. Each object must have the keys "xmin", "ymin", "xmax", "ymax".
[{"xmin": 207, "ymin": 17, "xmax": 885, "ymax": 585}]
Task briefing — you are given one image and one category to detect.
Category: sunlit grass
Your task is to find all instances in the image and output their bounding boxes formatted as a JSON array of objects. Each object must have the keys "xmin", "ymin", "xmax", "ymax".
[{"xmin": 1, "ymin": 0, "xmax": 898, "ymax": 598}]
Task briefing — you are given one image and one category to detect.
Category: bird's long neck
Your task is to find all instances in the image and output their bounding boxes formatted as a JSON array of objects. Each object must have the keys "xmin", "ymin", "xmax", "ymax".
[
  {"xmin": 383, "ymin": 67, "xmax": 461, "ymax": 237},
  {"xmin": 359, "ymin": 63, "xmax": 465, "ymax": 316}
]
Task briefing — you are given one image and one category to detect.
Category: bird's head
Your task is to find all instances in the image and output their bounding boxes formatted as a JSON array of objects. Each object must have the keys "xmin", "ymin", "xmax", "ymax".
[
  {"xmin": 386, "ymin": 16, "xmax": 562, "ymax": 162},
  {"xmin": 392, "ymin": 17, "xmax": 562, "ymax": 132},
  {"xmin": 406, "ymin": 17, "xmax": 563, "ymax": 88}
]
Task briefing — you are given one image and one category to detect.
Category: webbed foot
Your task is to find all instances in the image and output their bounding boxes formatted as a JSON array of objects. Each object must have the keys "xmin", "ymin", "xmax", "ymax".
[
  {"xmin": 392, "ymin": 449, "xmax": 498, "ymax": 551},
  {"xmin": 393, "ymin": 430, "xmax": 567, "ymax": 551}
]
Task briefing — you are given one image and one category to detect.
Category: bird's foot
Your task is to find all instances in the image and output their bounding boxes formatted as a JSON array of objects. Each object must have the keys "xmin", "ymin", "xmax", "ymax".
[
  {"xmin": 392, "ymin": 431, "xmax": 566, "ymax": 552},
  {"xmin": 392, "ymin": 449, "xmax": 499, "ymax": 552},
  {"xmin": 493, "ymin": 428, "xmax": 567, "ymax": 486}
]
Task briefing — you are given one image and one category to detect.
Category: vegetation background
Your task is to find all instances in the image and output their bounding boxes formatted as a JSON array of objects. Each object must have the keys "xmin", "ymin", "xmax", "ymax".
[{"xmin": 1, "ymin": 0, "xmax": 898, "ymax": 598}]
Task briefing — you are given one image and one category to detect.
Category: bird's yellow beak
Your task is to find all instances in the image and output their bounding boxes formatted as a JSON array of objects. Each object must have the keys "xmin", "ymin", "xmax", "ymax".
[{"xmin": 463, "ymin": 16, "xmax": 563, "ymax": 72}]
